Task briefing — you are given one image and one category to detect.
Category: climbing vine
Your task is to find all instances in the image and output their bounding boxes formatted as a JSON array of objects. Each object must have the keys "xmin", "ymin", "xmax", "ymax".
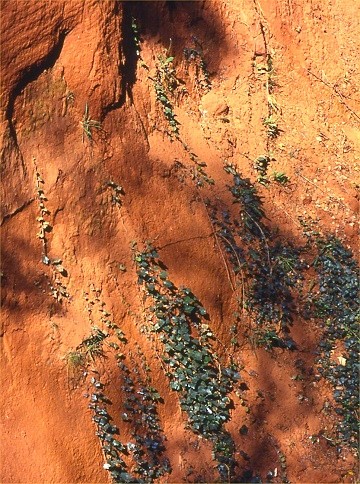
[
  {"xmin": 134, "ymin": 243, "xmax": 240, "ymax": 480},
  {"xmin": 310, "ymin": 237, "xmax": 359, "ymax": 450}
]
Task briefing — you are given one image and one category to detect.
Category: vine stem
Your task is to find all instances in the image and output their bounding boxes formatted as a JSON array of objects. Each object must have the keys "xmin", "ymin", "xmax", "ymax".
[
  {"xmin": 197, "ymin": 192, "xmax": 236, "ymax": 292},
  {"xmin": 216, "ymin": 232, "xmax": 247, "ymax": 313},
  {"xmin": 245, "ymin": 211, "xmax": 272, "ymax": 272}
]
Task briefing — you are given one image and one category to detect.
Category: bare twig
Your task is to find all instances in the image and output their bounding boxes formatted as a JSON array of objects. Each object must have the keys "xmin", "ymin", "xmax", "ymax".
[
  {"xmin": 295, "ymin": 169, "xmax": 327, "ymax": 193},
  {"xmin": 200, "ymin": 197, "xmax": 236, "ymax": 292},
  {"xmin": 194, "ymin": 189, "xmax": 237, "ymax": 293},
  {"xmin": 245, "ymin": 211, "xmax": 272, "ymax": 272},
  {"xmin": 217, "ymin": 232, "xmax": 247, "ymax": 312},
  {"xmin": 307, "ymin": 69, "xmax": 360, "ymax": 123}
]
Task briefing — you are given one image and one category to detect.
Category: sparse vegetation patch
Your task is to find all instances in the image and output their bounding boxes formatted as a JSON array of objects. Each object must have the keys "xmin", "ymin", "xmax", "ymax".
[
  {"xmin": 80, "ymin": 103, "xmax": 102, "ymax": 143},
  {"xmin": 184, "ymin": 36, "xmax": 211, "ymax": 93}
]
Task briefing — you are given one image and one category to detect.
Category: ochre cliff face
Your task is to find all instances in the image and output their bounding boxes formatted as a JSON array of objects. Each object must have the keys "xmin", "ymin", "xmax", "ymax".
[{"xmin": 1, "ymin": 1, "xmax": 359, "ymax": 483}]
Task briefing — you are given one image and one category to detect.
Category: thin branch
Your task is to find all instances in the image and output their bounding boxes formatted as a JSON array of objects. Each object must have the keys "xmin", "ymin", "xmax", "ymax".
[
  {"xmin": 245, "ymin": 211, "xmax": 272, "ymax": 272},
  {"xmin": 198, "ymin": 194, "xmax": 236, "ymax": 292},
  {"xmin": 216, "ymin": 232, "xmax": 247, "ymax": 312},
  {"xmin": 307, "ymin": 69, "xmax": 360, "ymax": 122}
]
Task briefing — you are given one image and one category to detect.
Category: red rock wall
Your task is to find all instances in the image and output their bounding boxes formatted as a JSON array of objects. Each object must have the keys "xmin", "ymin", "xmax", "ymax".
[{"xmin": 1, "ymin": 0, "xmax": 358, "ymax": 482}]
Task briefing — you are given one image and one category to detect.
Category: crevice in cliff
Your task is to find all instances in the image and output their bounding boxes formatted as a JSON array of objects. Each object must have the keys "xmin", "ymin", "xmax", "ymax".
[
  {"xmin": 5, "ymin": 30, "xmax": 68, "ymax": 157},
  {"xmin": 1, "ymin": 198, "xmax": 35, "ymax": 226},
  {"xmin": 102, "ymin": 2, "xmax": 138, "ymax": 116},
  {"xmin": 102, "ymin": 0, "xmax": 228, "ymax": 118}
]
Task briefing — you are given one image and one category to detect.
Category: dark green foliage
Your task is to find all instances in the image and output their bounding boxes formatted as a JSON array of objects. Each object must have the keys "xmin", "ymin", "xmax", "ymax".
[
  {"xmin": 89, "ymin": 378, "xmax": 141, "ymax": 483},
  {"xmin": 272, "ymin": 171, "xmax": 289, "ymax": 185},
  {"xmin": 183, "ymin": 36, "xmax": 211, "ymax": 92},
  {"xmin": 135, "ymin": 245, "xmax": 239, "ymax": 480},
  {"xmin": 153, "ymin": 80, "xmax": 180, "ymax": 138},
  {"xmin": 263, "ymin": 116, "xmax": 281, "ymax": 139},
  {"xmin": 77, "ymin": 327, "xmax": 108, "ymax": 361},
  {"xmin": 90, "ymin": 358, "xmax": 170, "ymax": 483},
  {"xmin": 118, "ymin": 361, "xmax": 171, "ymax": 482},
  {"xmin": 224, "ymin": 164, "xmax": 267, "ymax": 241},
  {"xmin": 131, "ymin": 17, "xmax": 141, "ymax": 58},
  {"xmin": 106, "ymin": 180, "xmax": 124, "ymax": 207},
  {"xmin": 151, "ymin": 54, "xmax": 181, "ymax": 139},
  {"xmin": 150, "ymin": 49, "xmax": 214, "ymax": 185},
  {"xmin": 254, "ymin": 155, "xmax": 271, "ymax": 185},
  {"xmin": 311, "ymin": 237, "xmax": 359, "ymax": 449},
  {"xmin": 247, "ymin": 243, "xmax": 306, "ymax": 340},
  {"xmin": 220, "ymin": 165, "xmax": 305, "ymax": 349},
  {"xmin": 85, "ymin": 290, "xmax": 170, "ymax": 483}
]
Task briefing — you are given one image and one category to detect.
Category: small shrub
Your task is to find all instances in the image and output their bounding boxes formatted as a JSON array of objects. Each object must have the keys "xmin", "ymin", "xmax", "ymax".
[
  {"xmin": 273, "ymin": 171, "xmax": 289, "ymax": 185},
  {"xmin": 80, "ymin": 103, "xmax": 102, "ymax": 142},
  {"xmin": 263, "ymin": 115, "xmax": 281, "ymax": 138}
]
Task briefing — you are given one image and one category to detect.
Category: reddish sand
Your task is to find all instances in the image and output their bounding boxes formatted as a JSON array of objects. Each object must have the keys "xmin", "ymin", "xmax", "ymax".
[{"xmin": 1, "ymin": 1, "xmax": 359, "ymax": 483}]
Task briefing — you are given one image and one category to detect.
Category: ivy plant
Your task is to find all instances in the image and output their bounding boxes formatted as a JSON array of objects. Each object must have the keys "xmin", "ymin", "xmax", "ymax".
[
  {"xmin": 134, "ymin": 244, "xmax": 239, "ymax": 480},
  {"xmin": 311, "ymin": 237, "xmax": 359, "ymax": 451}
]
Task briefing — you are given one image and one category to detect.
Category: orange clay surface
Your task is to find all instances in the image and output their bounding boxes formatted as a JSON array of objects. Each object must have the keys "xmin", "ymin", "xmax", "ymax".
[{"xmin": 1, "ymin": 1, "xmax": 359, "ymax": 483}]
